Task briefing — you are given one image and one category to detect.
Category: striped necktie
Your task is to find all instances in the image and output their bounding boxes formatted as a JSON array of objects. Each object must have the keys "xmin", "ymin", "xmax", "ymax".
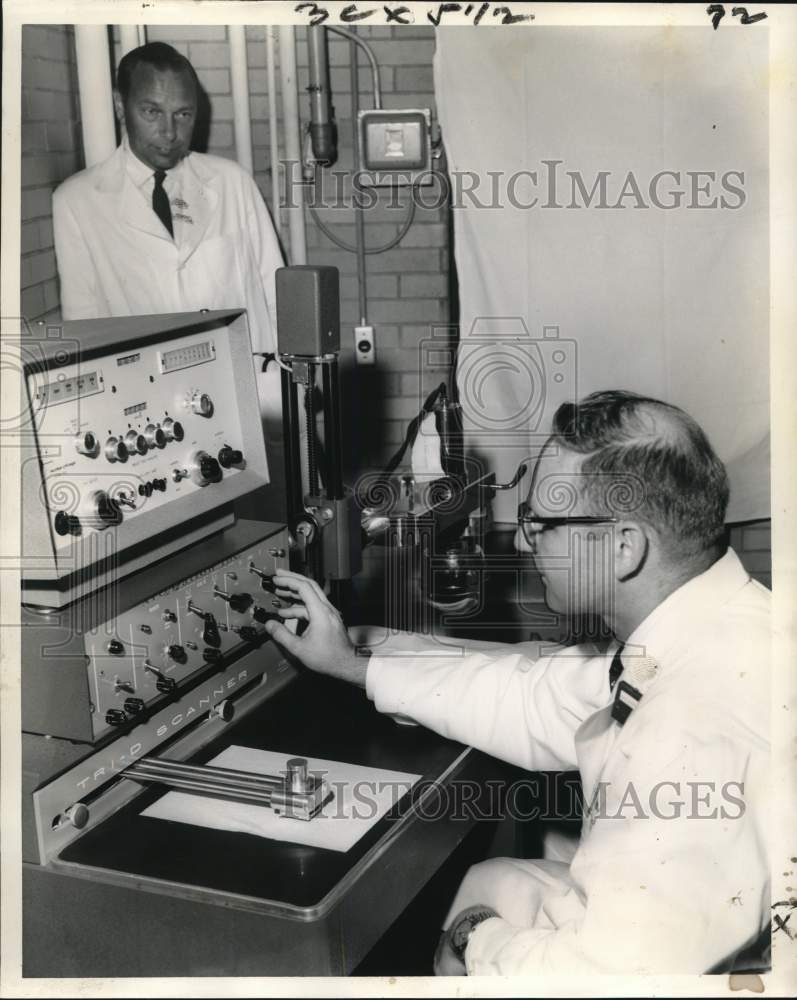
[{"xmin": 152, "ymin": 169, "xmax": 173, "ymax": 237}]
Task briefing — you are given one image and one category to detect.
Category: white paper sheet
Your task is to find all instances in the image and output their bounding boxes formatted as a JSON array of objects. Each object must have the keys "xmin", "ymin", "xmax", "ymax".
[{"xmin": 141, "ymin": 746, "xmax": 421, "ymax": 853}]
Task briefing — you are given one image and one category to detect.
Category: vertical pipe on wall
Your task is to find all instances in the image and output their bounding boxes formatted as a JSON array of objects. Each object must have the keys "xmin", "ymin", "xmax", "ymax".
[
  {"xmin": 118, "ymin": 25, "xmax": 141, "ymax": 59},
  {"xmin": 350, "ymin": 38, "xmax": 367, "ymax": 325},
  {"xmin": 74, "ymin": 25, "xmax": 116, "ymax": 167},
  {"xmin": 278, "ymin": 26, "xmax": 307, "ymax": 265},
  {"xmin": 228, "ymin": 25, "xmax": 254, "ymax": 175},
  {"xmin": 266, "ymin": 27, "xmax": 282, "ymax": 238}
]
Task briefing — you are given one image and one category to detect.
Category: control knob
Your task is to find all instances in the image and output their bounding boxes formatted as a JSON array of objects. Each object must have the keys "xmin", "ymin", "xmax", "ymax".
[
  {"xmin": 64, "ymin": 803, "xmax": 90, "ymax": 830},
  {"xmin": 166, "ymin": 644, "xmax": 187, "ymax": 664},
  {"xmin": 107, "ymin": 639, "xmax": 124, "ymax": 655},
  {"xmin": 144, "ymin": 423, "xmax": 166, "ymax": 449},
  {"xmin": 189, "ymin": 450, "xmax": 222, "ymax": 487},
  {"xmin": 252, "ymin": 605, "xmax": 278, "ymax": 625},
  {"xmin": 213, "ymin": 586, "xmax": 253, "ymax": 614},
  {"xmin": 54, "ymin": 510, "xmax": 81, "ymax": 536},
  {"xmin": 105, "ymin": 709, "xmax": 127, "ymax": 726},
  {"xmin": 104, "ymin": 436, "xmax": 128, "ymax": 463},
  {"xmin": 249, "ymin": 562, "xmax": 277, "ymax": 593},
  {"xmin": 232, "ymin": 625, "xmax": 260, "ymax": 644},
  {"xmin": 203, "ymin": 648, "xmax": 223, "ymax": 664},
  {"xmin": 74, "ymin": 431, "xmax": 98, "ymax": 458},
  {"xmin": 124, "ymin": 430, "xmax": 148, "ymax": 455},
  {"xmin": 190, "ymin": 392, "xmax": 214, "ymax": 418},
  {"xmin": 162, "ymin": 417, "xmax": 184, "ymax": 442},
  {"xmin": 123, "ymin": 697, "xmax": 145, "ymax": 715},
  {"xmin": 203, "ymin": 618, "xmax": 222, "ymax": 648},
  {"xmin": 87, "ymin": 490, "xmax": 123, "ymax": 528},
  {"xmin": 210, "ymin": 700, "xmax": 235, "ymax": 722},
  {"xmin": 218, "ymin": 445, "xmax": 243, "ymax": 469}
]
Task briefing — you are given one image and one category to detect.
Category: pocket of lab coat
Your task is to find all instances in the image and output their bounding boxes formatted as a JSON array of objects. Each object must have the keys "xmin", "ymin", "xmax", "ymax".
[{"xmin": 183, "ymin": 231, "xmax": 250, "ymax": 313}]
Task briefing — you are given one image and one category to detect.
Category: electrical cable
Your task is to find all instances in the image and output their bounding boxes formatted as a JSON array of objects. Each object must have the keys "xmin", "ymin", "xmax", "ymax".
[{"xmin": 308, "ymin": 168, "xmax": 417, "ymax": 254}]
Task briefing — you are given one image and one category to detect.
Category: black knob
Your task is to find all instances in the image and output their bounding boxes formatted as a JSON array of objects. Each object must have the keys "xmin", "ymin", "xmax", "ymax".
[
  {"xmin": 228, "ymin": 592, "xmax": 253, "ymax": 614},
  {"xmin": 107, "ymin": 639, "xmax": 124, "ymax": 655},
  {"xmin": 167, "ymin": 644, "xmax": 187, "ymax": 664},
  {"xmin": 155, "ymin": 675, "xmax": 177, "ymax": 694},
  {"xmin": 203, "ymin": 618, "xmax": 221, "ymax": 648},
  {"xmin": 218, "ymin": 445, "xmax": 243, "ymax": 469},
  {"xmin": 153, "ymin": 478, "xmax": 167, "ymax": 492},
  {"xmin": 123, "ymin": 697, "xmax": 145, "ymax": 715},
  {"xmin": 200, "ymin": 455, "xmax": 222, "ymax": 483},
  {"xmin": 203, "ymin": 647, "xmax": 223, "ymax": 664},
  {"xmin": 54, "ymin": 510, "xmax": 80, "ymax": 536},
  {"xmin": 105, "ymin": 708, "xmax": 127, "ymax": 726},
  {"xmin": 97, "ymin": 492, "xmax": 123, "ymax": 526},
  {"xmin": 236, "ymin": 626, "xmax": 260, "ymax": 644},
  {"xmin": 252, "ymin": 605, "xmax": 278, "ymax": 625}
]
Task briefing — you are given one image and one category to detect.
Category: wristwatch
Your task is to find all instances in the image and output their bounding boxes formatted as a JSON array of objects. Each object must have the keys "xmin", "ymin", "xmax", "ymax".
[{"xmin": 449, "ymin": 906, "xmax": 499, "ymax": 960}]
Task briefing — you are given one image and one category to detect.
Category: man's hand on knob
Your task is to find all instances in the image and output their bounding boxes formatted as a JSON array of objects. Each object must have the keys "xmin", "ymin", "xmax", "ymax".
[{"xmin": 264, "ymin": 570, "xmax": 369, "ymax": 687}]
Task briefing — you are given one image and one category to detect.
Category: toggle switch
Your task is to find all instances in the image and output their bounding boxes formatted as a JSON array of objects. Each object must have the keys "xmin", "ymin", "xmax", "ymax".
[
  {"xmin": 213, "ymin": 586, "xmax": 253, "ymax": 613},
  {"xmin": 116, "ymin": 492, "xmax": 136, "ymax": 509},
  {"xmin": 203, "ymin": 617, "xmax": 221, "ymax": 648},
  {"xmin": 249, "ymin": 562, "xmax": 277, "ymax": 593},
  {"xmin": 144, "ymin": 661, "xmax": 177, "ymax": 694}
]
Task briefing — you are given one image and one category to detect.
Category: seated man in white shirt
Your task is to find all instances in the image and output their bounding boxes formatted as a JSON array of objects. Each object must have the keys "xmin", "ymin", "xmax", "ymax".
[{"xmin": 264, "ymin": 389, "xmax": 771, "ymax": 976}]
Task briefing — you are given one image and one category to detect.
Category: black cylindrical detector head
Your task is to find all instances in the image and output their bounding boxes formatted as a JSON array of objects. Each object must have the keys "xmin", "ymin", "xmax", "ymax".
[{"xmin": 276, "ymin": 266, "xmax": 340, "ymax": 356}]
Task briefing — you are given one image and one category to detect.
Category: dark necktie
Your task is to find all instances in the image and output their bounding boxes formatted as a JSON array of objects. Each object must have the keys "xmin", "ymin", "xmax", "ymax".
[
  {"xmin": 609, "ymin": 644, "xmax": 624, "ymax": 691},
  {"xmin": 152, "ymin": 169, "xmax": 173, "ymax": 237}
]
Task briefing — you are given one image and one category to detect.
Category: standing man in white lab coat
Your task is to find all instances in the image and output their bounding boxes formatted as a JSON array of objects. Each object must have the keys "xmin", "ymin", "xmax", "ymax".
[
  {"xmin": 263, "ymin": 389, "xmax": 771, "ymax": 976},
  {"xmin": 53, "ymin": 41, "xmax": 283, "ymax": 361}
]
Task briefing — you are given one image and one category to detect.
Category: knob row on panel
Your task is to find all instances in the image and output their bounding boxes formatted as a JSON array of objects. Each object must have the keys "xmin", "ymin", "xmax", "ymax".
[{"xmin": 75, "ymin": 419, "xmax": 186, "ymax": 463}]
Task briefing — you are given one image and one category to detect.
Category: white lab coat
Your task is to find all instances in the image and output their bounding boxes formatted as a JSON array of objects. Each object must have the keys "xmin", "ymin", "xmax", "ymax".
[
  {"xmin": 365, "ymin": 549, "xmax": 770, "ymax": 974},
  {"xmin": 52, "ymin": 143, "xmax": 283, "ymax": 355}
]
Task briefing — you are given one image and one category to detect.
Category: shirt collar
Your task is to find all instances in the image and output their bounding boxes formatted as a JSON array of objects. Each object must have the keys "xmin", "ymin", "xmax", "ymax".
[
  {"xmin": 623, "ymin": 547, "xmax": 750, "ymax": 670},
  {"xmin": 120, "ymin": 134, "xmax": 186, "ymax": 189}
]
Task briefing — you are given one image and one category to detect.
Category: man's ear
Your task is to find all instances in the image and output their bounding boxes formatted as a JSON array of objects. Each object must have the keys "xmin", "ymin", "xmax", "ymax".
[
  {"xmin": 112, "ymin": 90, "xmax": 125, "ymax": 126},
  {"xmin": 613, "ymin": 521, "xmax": 649, "ymax": 581}
]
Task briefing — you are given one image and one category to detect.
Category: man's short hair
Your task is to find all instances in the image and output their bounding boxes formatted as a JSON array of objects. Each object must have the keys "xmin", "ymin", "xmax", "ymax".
[
  {"xmin": 116, "ymin": 42, "xmax": 199, "ymax": 104},
  {"xmin": 551, "ymin": 390, "xmax": 729, "ymax": 558}
]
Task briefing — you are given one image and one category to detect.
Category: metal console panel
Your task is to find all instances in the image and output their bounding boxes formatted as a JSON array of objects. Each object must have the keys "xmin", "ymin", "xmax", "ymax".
[
  {"xmin": 21, "ymin": 310, "xmax": 268, "ymax": 607},
  {"xmin": 22, "ymin": 520, "xmax": 290, "ymax": 742}
]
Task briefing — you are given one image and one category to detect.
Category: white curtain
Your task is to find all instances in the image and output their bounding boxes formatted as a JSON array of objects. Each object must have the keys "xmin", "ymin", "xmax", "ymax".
[{"xmin": 434, "ymin": 27, "xmax": 769, "ymax": 524}]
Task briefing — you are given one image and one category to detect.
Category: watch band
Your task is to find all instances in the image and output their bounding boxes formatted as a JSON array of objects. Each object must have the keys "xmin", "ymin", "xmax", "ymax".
[{"xmin": 449, "ymin": 906, "xmax": 499, "ymax": 960}]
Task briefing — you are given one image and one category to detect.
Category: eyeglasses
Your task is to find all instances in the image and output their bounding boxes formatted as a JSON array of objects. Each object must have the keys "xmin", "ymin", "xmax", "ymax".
[{"xmin": 517, "ymin": 501, "xmax": 618, "ymax": 542}]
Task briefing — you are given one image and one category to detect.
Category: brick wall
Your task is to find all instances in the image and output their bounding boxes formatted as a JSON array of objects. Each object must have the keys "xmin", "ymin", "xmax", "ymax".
[{"xmin": 20, "ymin": 24, "xmax": 83, "ymax": 323}]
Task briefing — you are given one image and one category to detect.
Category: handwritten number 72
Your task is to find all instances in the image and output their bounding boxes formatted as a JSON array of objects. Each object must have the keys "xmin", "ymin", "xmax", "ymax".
[{"xmin": 707, "ymin": 5, "xmax": 768, "ymax": 30}]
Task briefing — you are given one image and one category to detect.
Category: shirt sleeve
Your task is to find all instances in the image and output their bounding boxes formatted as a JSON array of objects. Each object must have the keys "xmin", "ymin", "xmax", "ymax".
[
  {"xmin": 464, "ymin": 706, "xmax": 769, "ymax": 974},
  {"xmin": 52, "ymin": 186, "xmax": 107, "ymax": 320},
  {"xmin": 365, "ymin": 644, "xmax": 609, "ymax": 771}
]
